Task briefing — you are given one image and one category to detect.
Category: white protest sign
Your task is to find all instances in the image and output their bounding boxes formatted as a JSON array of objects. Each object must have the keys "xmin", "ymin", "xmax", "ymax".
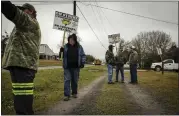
[
  {"xmin": 157, "ymin": 48, "xmax": 162, "ymax": 55},
  {"xmin": 108, "ymin": 33, "xmax": 120, "ymax": 44},
  {"xmin": 53, "ymin": 11, "xmax": 79, "ymax": 33}
]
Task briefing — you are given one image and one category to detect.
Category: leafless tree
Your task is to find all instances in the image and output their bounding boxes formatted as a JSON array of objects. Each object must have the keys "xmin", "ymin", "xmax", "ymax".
[{"xmin": 131, "ymin": 30, "xmax": 174, "ymax": 68}]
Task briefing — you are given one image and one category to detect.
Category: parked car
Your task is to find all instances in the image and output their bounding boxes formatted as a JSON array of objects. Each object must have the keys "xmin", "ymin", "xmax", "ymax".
[
  {"xmin": 123, "ymin": 62, "xmax": 139, "ymax": 69},
  {"xmin": 151, "ymin": 59, "xmax": 178, "ymax": 72},
  {"xmin": 124, "ymin": 62, "xmax": 130, "ymax": 69}
]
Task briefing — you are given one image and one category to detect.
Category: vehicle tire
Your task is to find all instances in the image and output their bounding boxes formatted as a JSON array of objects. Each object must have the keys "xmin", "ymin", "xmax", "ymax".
[{"xmin": 155, "ymin": 66, "xmax": 161, "ymax": 72}]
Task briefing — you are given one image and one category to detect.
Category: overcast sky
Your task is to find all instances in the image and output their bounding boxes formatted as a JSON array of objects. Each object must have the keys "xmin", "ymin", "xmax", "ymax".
[{"xmin": 2, "ymin": 1, "xmax": 178, "ymax": 60}]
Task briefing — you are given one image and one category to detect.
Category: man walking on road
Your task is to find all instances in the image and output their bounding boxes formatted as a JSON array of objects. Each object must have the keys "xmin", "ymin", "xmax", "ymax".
[
  {"xmin": 115, "ymin": 49, "xmax": 126, "ymax": 83},
  {"xmin": 60, "ymin": 34, "xmax": 86, "ymax": 101},
  {"xmin": 2, "ymin": 1, "xmax": 41, "ymax": 114},
  {"xmin": 129, "ymin": 46, "xmax": 138, "ymax": 84},
  {"xmin": 105, "ymin": 45, "xmax": 115, "ymax": 84}
]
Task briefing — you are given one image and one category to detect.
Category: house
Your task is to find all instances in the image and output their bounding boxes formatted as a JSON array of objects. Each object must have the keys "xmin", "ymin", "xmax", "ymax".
[{"xmin": 39, "ymin": 44, "xmax": 59, "ymax": 60}]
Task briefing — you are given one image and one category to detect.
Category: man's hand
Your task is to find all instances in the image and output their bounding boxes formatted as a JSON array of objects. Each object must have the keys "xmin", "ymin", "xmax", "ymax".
[{"xmin": 59, "ymin": 47, "xmax": 64, "ymax": 58}]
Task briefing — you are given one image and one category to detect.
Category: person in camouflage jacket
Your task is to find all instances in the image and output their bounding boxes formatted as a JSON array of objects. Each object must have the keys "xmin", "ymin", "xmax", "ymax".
[
  {"xmin": 115, "ymin": 49, "xmax": 126, "ymax": 83},
  {"xmin": 129, "ymin": 46, "xmax": 138, "ymax": 84},
  {"xmin": 2, "ymin": 1, "xmax": 41, "ymax": 114},
  {"xmin": 105, "ymin": 45, "xmax": 115, "ymax": 84}
]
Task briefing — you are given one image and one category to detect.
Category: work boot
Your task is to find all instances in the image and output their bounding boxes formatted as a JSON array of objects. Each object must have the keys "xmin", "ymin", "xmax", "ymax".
[
  {"xmin": 64, "ymin": 96, "xmax": 70, "ymax": 101},
  {"xmin": 108, "ymin": 82, "xmax": 115, "ymax": 84},
  {"xmin": 129, "ymin": 82, "xmax": 134, "ymax": 84},
  {"xmin": 72, "ymin": 94, "xmax": 77, "ymax": 98},
  {"xmin": 121, "ymin": 81, "xmax": 124, "ymax": 83},
  {"xmin": 133, "ymin": 81, "xmax": 138, "ymax": 84}
]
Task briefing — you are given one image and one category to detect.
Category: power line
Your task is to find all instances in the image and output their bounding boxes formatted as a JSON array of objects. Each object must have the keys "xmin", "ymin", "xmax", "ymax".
[
  {"xmin": 79, "ymin": 2, "xmax": 178, "ymax": 25},
  {"xmin": 96, "ymin": 2, "xmax": 115, "ymax": 32},
  {"xmin": 88, "ymin": 1, "xmax": 106, "ymax": 37},
  {"xmin": 77, "ymin": 4, "xmax": 107, "ymax": 50},
  {"xmin": 89, "ymin": 0, "xmax": 109, "ymax": 40},
  {"xmin": 94, "ymin": 0, "xmax": 109, "ymax": 35}
]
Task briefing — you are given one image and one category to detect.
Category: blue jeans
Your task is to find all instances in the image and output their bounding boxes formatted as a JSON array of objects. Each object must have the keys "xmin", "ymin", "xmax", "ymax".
[
  {"xmin": 64, "ymin": 68, "xmax": 80, "ymax": 97},
  {"xmin": 130, "ymin": 64, "xmax": 138, "ymax": 83},
  {"xmin": 116, "ymin": 65, "xmax": 124, "ymax": 82},
  {"xmin": 107, "ymin": 64, "xmax": 113, "ymax": 83}
]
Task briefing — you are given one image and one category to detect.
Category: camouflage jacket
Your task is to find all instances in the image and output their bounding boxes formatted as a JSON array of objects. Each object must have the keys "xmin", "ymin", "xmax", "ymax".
[
  {"xmin": 115, "ymin": 52, "xmax": 125, "ymax": 65},
  {"xmin": 129, "ymin": 50, "xmax": 138, "ymax": 64},
  {"xmin": 2, "ymin": 8, "xmax": 41, "ymax": 71},
  {"xmin": 105, "ymin": 50, "xmax": 115, "ymax": 65}
]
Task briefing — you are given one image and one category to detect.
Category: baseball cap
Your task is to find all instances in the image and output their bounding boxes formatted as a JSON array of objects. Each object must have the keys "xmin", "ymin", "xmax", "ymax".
[
  {"xmin": 108, "ymin": 45, "xmax": 115, "ymax": 49},
  {"xmin": 17, "ymin": 3, "xmax": 36, "ymax": 12},
  {"xmin": 109, "ymin": 45, "xmax": 115, "ymax": 48},
  {"xmin": 131, "ymin": 46, "xmax": 135, "ymax": 49}
]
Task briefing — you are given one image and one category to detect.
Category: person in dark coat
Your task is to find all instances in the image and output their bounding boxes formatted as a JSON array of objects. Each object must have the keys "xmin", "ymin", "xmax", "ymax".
[{"xmin": 60, "ymin": 34, "xmax": 86, "ymax": 101}]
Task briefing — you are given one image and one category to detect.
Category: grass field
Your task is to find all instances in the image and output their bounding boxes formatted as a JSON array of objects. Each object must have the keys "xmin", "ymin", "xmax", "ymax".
[
  {"xmin": 39, "ymin": 60, "xmax": 62, "ymax": 67},
  {"xmin": 96, "ymin": 71, "xmax": 178, "ymax": 115},
  {"xmin": 1, "ymin": 65, "xmax": 106, "ymax": 115},
  {"xmin": 137, "ymin": 71, "xmax": 178, "ymax": 114}
]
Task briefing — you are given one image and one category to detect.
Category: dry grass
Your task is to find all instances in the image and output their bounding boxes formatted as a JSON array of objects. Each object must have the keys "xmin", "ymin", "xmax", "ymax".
[
  {"xmin": 96, "ymin": 71, "xmax": 178, "ymax": 115},
  {"xmin": 39, "ymin": 60, "xmax": 62, "ymax": 67},
  {"xmin": 136, "ymin": 71, "xmax": 178, "ymax": 114},
  {"xmin": 1, "ymin": 66, "xmax": 105, "ymax": 115}
]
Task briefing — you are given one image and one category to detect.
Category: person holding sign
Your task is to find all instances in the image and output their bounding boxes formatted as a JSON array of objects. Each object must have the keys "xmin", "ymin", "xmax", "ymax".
[
  {"xmin": 105, "ymin": 45, "xmax": 115, "ymax": 84},
  {"xmin": 60, "ymin": 34, "xmax": 86, "ymax": 101}
]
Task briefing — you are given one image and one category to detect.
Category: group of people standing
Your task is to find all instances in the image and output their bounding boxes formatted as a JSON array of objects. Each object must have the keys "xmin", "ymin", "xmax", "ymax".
[
  {"xmin": 105, "ymin": 45, "xmax": 139, "ymax": 84},
  {"xmin": 2, "ymin": 0, "xmax": 139, "ymax": 114}
]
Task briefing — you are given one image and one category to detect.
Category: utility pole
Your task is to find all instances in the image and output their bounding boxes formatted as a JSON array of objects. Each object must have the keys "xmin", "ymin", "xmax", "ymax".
[{"xmin": 73, "ymin": 1, "xmax": 76, "ymax": 16}]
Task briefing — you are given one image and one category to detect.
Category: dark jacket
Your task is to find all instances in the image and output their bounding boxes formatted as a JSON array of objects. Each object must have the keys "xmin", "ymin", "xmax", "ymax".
[
  {"xmin": 63, "ymin": 43, "xmax": 86, "ymax": 69},
  {"xmin": 105, "ymin": 50, "xmax": 115, "ymax": 65},
  {"xmin": 115, "ymin": 51, "xmax": 125, "ymax": 66},
  {"xmin": 67, "ymin": 43, "xmax": 79, "ymax": 68}
]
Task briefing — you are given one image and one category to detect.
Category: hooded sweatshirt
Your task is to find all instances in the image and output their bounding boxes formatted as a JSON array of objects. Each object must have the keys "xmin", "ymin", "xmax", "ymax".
[{"xmin": 67, "ymin": 34, "xmax": 79, "ymax": 68}]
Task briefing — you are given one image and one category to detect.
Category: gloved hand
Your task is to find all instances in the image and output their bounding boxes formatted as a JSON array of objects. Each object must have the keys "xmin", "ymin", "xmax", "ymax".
[
  {"xmin": 80, "ymin": 64, "xmax": 84, "ymax": 68},
  {"xmin": 60, "ymin": 47, "xmax": 64, "ymax": 53},
  {"xmin": 59, "ymin": 47, "xmax": 64, "ymax": 58}
]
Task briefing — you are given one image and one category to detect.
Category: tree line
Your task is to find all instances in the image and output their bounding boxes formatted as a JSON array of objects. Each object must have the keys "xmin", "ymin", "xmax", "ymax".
[
  {"xmin": 117, "ymin": 30, "xmax": 178, "ymax": 69},
  {"xmin": 2, "ymin": 30, "xmax": 178, "ymax": 68}
]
